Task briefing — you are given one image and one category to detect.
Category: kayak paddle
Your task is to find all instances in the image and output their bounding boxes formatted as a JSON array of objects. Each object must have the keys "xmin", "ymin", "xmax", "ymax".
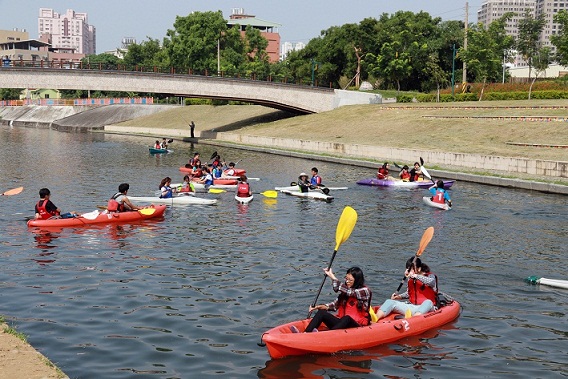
[
  {"xmin": 1, "ymin": 186, "xmax": 24, "ymax": 196},
  {"xmin": 420, "ymin": 157, "xmax": 436, "ymax": 185},
  {"xmin": 395, "ymin": 226, "xmax": 434, "ymax": 293},
  {"xmin": 138, "ymin": 208, "xmax": 156, "ymax": 216},
  {"xmin": 309, "ymin": 206, "xmax": 358, "ymax": 317},
  {"xmin": 258, "ymin": 190, "xmax": 277, "ymax": 198},
  {"xmin": 208, "ymin": 188, "xmax": 226, "ymax": 194}
]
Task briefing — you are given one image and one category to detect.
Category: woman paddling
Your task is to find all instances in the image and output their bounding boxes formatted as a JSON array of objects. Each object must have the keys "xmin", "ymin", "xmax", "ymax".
[{"xmin": 291, "ymin": 266, "xmax": 372, "ymax": 333}]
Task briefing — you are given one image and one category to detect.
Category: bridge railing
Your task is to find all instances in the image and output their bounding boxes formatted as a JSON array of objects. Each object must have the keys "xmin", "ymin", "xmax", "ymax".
[{"xmin": 2, "ymin": 59, "xmax": 333, "ymax": 89}]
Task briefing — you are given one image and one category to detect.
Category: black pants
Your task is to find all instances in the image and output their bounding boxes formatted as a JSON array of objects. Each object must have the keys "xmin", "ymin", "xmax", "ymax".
[{"xmin": 305, "ymin": 309, "xmax": 359, "ymax": 332}]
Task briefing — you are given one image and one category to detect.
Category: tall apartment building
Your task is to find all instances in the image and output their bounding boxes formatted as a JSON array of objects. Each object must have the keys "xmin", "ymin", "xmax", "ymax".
[
  {"xmin": 281, "ymin": 41, "xmax": 305, "ymax": 61},
  {"xmin": 38, "ymin": 8, "xmax": 96, "ymax": 55},
  {"xmin": 478, "ymin": 0, "xmax": 568, "ymax": 64}
]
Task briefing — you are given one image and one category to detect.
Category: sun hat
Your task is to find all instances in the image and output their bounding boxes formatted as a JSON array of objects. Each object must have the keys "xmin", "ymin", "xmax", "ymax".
[{"xmin": 299, "ymin": 172, "xmax": 308, "ymax": 177}]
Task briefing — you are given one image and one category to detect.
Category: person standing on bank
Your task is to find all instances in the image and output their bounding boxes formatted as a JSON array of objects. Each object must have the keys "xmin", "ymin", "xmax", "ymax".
[
  {"xmin": 292, "ymin": 266, "xmax": 371, "ymax": 333},
  {"xmin": 190, "ymin": 121, "xmax": 195, "ymax": 138}
]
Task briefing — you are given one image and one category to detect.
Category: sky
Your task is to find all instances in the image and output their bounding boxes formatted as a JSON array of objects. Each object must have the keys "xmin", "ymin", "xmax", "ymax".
[{"xmin": 0, "ymin": 0, "xmax": 482, "ymax": 53}]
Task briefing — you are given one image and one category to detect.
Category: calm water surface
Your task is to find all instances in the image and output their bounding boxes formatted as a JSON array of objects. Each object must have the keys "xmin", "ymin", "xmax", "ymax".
[{"xmin": 0, "ymin": 127, "xmax": 567, "ymax": 378}]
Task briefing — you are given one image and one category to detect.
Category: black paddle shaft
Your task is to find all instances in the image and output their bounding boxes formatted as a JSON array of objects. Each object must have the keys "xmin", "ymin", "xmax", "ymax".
[
  {"xmin": 395, "ymin": 255, "xmax": 418, "ymax": 293},
  {"xmin": 308, "ymin": 250, "xmax": 338, "ymax": 317}
]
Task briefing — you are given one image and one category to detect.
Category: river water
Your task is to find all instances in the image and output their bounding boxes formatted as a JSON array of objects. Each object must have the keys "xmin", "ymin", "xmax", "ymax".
[{"xmin": 0, "ymin": 126, "xmax": 566, "ymax": 379}]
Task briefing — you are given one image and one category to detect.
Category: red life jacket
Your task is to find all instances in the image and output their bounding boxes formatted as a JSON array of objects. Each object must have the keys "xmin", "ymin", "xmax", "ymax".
[
  {"xmin": 236, "ymin": 182, "xmax": 250, "ymax": 197},
  {"xmin": 400, "ymin": 171, "xmax": 411, "ymax": 180},
  {"xmin": 336, "ymin": 288, "xmax": 371, "ymax": 326},
  {"xmin": 36, "ymin": 199, "xmax": 58, "ymax": 220},
  {"xmin": 432, "ymin": 189, "xmax": 446, "ymax": 204},
  {"xmin": 377, "ymin": 167, "xmax": 388, "ymax": 179},
  {"xmin": 407, "ymin": 274, "xmax": 437, "ymax": 305},
  {"xmin": 107, "ymin": 193, "xmax": 125, "ymax": 212}
]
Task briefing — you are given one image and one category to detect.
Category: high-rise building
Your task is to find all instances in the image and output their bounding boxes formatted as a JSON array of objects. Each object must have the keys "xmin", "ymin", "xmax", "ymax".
[
  {"xmin": 280, "ymin": 41, "xmax": 306, "ymax": 61},
  {"xmin": 478, "ymin": 0, "xmax": 568, "ymax": 65},
  {"xmin": 38, "ymin": 8, "xmax": 96, "ymax": 55}
]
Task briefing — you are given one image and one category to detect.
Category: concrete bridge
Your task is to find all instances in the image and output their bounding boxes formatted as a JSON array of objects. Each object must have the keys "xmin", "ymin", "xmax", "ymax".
[{"xmin": 0, "ymin": 68, "xmax": 381, "ymax": 114}]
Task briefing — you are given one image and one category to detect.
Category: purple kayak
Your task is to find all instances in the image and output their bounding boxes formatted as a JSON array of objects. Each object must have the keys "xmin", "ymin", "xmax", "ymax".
[{"xmin": 356, "ymin": 178, "xmax": 455, "ymax": 189}]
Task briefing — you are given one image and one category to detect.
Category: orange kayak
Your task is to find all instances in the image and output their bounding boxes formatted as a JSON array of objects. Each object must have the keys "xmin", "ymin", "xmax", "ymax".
[
  {"xmin": 27, "ymin": 205, "xmax": 167, "ymax": 228},
  {"xmin": 261, "ymin": 301, "xmax": 460, "ymax": 359},
  {"xmin": 179, "ymin": 166, "xmax": 246, "ymax": 176}
]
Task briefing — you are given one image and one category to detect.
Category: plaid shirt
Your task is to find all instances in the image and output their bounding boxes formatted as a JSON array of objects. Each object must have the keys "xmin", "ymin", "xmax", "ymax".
[{"xmin": 325, "ymin": 280, "xmax": 371, "ymax": 311}]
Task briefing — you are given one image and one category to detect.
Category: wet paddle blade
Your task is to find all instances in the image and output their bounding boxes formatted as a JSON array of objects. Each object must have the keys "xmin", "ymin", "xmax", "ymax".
[
  {"xmin": 260, "ymin": 190, "xmax": 277, "ymax": 198},
  {"xmin": 139, "ymin": 208, "xmax": 156, "ymax": 216},
  {"xmin": 208, "ymin": 188, "xmax": 226, "ymax": 194},
  {"xmin": 334, "ymin": 206, "xmax": 358, "ymax": 251},
  {"xmin": 416, "ymin": 226, "xmax": 434, "ymax": 257},
  {"xmin": 1, "ymin": 186, "xmax": 24, "ymax": 196},
  {"xmin": 82, "ymin": 210, "xmax": 100, "ymax": 220}
]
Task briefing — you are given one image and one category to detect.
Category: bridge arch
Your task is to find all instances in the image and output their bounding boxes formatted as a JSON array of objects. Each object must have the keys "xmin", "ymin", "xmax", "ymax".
[{"xmin": 0, "ymin": 68, "xmax": 381, "ymax": 114}]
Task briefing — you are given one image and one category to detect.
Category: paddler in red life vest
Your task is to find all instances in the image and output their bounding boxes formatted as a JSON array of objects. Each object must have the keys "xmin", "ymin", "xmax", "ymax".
[
  {"xmin": 154, "ymin": 140, "xmax": 161, "ymax": 149},
  {"xmin": 398, "ymin": 165, "xmax": 411, "ymax": 181},
  {"xmin": 375, "ymin": 256, "xmax": 437, "ymax": 321},
  {"xmin": 377, "ymin": 162, "xmax": 391, "ymax": 180},
  {"xmin": 34, "ymin": 187, "xmax": 79, "ymax": 220},
  {"xmin": 310, "ymin": 167, "xmax": 323, "ymax": 188},
  {"xmin": 429, "ymin": 180, "xmax": 452, "ymax": 208},
  {"xmin": 291, "ymin": 266, "xmax": 371, "ymax": 333},
  {"xmin": 409, "ymin": 162, "xmax": 422, "ymax": 182},
  {"xmin": 236, "ymin": 175, "xmax": 252, "ymax": 198}
]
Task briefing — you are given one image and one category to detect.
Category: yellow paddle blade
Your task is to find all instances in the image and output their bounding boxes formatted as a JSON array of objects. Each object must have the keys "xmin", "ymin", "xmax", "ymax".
[
  {"xmin": 334, "ymin": 206, "xmax": 358, "ymax": 251},
  {"xmin": 2, "ymin": 186, "xmax": 24, "ymax": 196},
  {"xmin": 208, "ymin": 188, "xmax": 226, "ymax": 194},
  {"xmin": 139, "ymin": 208, "xmax": 156, "ymax": 216},
  {"xmin": 260, "ymin": 190, "xmax": 278, "ymax": 198},
  {"xmin": 416, "ymin": 227, "xmax": 434, "ymax": 257}
]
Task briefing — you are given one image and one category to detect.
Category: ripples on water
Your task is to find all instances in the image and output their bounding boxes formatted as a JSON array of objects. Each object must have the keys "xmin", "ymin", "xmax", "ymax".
[{"xmin": 0, "ymin": 127, "xmax": 567, "ymax": 378}]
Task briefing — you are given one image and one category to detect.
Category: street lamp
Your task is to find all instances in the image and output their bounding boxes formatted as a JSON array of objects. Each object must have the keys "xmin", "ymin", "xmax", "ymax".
[
  {"xmin": 451, "ymin": 44, "xmax": 456, "ymax": 98},
  {"xmin": 311, "ymin": 59, "xmax": 319, "ymax": 86}
]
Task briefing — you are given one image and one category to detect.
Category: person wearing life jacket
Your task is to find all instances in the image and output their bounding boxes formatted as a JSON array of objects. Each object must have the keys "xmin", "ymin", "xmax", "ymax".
[
  {"xmin": 224, "ymin": 162, "xmax": 236, "ymax": 177},
  {"xmin": 236, "ymin": 175, "xmax": 252, "ymax": 198},
  {"xmin": 297, "ymin": 172, "xmax": 310, "ymax": 193},
  {"xmin": 160, "ymin": 138, "xmax": 168, "ymax": 149},
  {"xmin": 399, "ymin": 165, "xmax": 411, "ymax": 181},
  {"xmin": 107, "ymin": 183, "xmax": 141, "ymax": 212},
  {"xmin": 292, "ymin": 267, "xmax": 371, "ymax": 333},
  {"xmin": 429, "ymin": 179, "xmax": 452, "ymax": 208},
  {"xmin": 375, "ymin": 256, "xmax": 437, "ymax": 321},
  {"xmin": 195, "ymin": 167, "xmax": 214, "ymax": 187},
  {"xmin": 409, "ymin": 162, "xmax": 422, "ymax": 182},
  {"xmin": 158, "ymin": 177, "xmax": 175, "ymax": 199},
  {"xmin": 34, "ymin": 188, "xmax": 79, "ymax": 220},
  {"xmin": 212, "ymin": 165, "xmax": 224, "ymax": 179},
  {"xmin": 377, "ymin": 162, "xmax": 390, "ymax": 180},
  {"xmin": 154, "ymin": 140, "xmax": 161, "ymax": 149},
  {"xmin": 310, "ymin": 167, "xmax": 323, "ymax": 188}
]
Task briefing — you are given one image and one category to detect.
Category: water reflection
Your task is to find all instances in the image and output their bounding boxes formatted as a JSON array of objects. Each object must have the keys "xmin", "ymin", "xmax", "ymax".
[{"xmin": 0, "ymin": 127, "xmax": 567, "ymax": 378}]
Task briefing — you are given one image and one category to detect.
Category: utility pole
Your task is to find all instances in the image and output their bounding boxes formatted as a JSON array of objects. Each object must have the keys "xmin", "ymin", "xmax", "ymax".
[
  {"xmin": 463, "ymin": 2, "xmax": 468, "ymax": 85},
  {"xmin": 452, "ymin": 44, "xmax": 456, "ymax": 98}
]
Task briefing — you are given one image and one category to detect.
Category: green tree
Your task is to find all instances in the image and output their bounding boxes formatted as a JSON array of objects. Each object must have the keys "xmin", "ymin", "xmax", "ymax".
[
  {"xmin": 123, "ymin": 38, "xmax": 169, "ymax": 70},
  {"xmin": 550, "ymin": 10, "xmax": 568, "ymax": 65},
  {"xmin": 241, "ymin": 25, "xmax": 270, "ymax": 79},
  {"xmin": 81, "ymin": 53, "xmax": 121, "ymax": 69},
  {"xmin": 164, "ymin": 11, "xmax": 228, "ymax": 74},
  {"xmin": 0, "ymin": 88, "xmax": 22, "ymax": 100},
  {"xmin": 459, "ymin": 14, "xmax": 515, "ymax": 100},
  {"xmin": 516, "ymin": 10, "xmax": 546, "ymax": 79},
  {"xmin": 423, "ymin": 54, "xmax": 449, "ymax": 101},
  {"xmin": 528, "ymin": 46, "xmax": 551, "ymax": 99}
]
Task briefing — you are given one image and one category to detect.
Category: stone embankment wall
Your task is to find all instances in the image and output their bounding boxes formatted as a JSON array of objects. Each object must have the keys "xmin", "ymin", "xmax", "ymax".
[{"xmin": 0, "ymin": 104, "xmax": 173, "ymax": 132}]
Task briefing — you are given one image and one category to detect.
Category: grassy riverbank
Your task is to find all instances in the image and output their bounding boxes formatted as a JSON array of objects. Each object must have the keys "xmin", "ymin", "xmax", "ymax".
[{"xmin": 116, "ymin": 99, "xmax": 568, "ymax": 183}]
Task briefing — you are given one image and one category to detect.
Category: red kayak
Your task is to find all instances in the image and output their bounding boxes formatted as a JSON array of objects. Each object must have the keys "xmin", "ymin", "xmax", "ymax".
[
  {"xmin": 261, "ymin": 301, "xmax": 460, "ymax": 359},
  {"xmin": 27, "ymin": 205, "xmax": 167, "ymax": 228},
  {"xmin": 179, "ymin": 166, "xmax": 246, "ymax": 176}
]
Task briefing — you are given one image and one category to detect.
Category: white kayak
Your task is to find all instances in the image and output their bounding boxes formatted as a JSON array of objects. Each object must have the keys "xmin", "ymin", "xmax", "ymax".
[
  {"xmin": 274, "ymin": 185, "xmax": 348, "ymax": 192},
  {"xmin": 526, "ymin": 276, "xmax": 568, "ymax": 290},
  {"xmin": 422, "ymin": 196, "xmax": 451, "ymax": 210},
  {"xmin": 222, "ymin": 176, "xmax": 260, "ymax": 181},
  {"xmin": 129, "ymin": 195, "xmax": 217, "ymax": 206},
  {"xmin": 235, "ymin": 194, "xmax": 254, "ymax": 204},
  {"xmin": 280, "ymin": 189, "xmax": 334, "ymax": 202},
  {"xmin": 191, "ymin": 182, "xmax": 237, "ymax": 192}
]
